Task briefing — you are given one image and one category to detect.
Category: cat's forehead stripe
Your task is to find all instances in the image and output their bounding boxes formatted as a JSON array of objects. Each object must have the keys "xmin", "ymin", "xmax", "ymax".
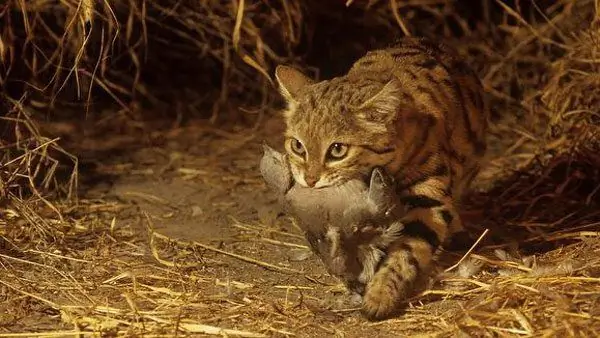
[{"xmin": 299, "ymin": 79, "xmax": 383, "ymax": 111}]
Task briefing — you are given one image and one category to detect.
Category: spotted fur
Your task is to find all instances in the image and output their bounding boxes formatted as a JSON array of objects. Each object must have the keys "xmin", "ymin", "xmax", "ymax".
[{"xmin": 274, "ymin": 36, "xmax": 489, "ymax": 320}]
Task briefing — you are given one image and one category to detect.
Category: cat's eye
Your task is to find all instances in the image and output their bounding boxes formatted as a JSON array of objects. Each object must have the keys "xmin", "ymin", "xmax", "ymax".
[
  {"xmin": 327, "ymin": 142, "xmax": 349, "ymax": 160},
  {"xmin": 289, "ymin": 138, "xmax": 306, "ymax": 156}
]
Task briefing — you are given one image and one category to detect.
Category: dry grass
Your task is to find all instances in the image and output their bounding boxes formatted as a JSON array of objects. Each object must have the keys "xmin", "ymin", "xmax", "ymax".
[
  {"xmin": 1, "ymin": 0, "xmax": 600, "ymax": 336},
  {"xmin": 0, "ymin": 0, "xmax": 305, "ymax": 121}
]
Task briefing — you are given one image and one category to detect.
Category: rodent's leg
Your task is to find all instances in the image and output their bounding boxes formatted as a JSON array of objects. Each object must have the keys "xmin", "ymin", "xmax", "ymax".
[{"xmin": 361, "ymin": 170, "xmax": 460, "ymax": 320}]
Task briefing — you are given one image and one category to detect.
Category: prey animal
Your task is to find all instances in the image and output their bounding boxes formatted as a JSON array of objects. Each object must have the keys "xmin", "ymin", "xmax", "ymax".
[
  {"xmin": 274, "ymin": 36, "xmax": 489, "ymax": 320},
  {"xmin": 259, "ymin": 144, "xmax": 407, "ymax": 295}
]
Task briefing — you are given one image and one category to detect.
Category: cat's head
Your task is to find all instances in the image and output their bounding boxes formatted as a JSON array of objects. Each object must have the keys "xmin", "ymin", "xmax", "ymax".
[{"xmin": 274, "ymin": 65, "xmax": 402, "ymax": 188}]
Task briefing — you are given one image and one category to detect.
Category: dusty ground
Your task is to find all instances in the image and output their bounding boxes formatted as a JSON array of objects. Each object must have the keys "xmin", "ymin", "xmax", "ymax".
[
  {"xmin": 3, "ymin": 104, "xmax": 599, "ymax": 336},
  {"xmin": 42, "ymin": 113, "xmax": 474, "ymax": 336},
  {"xmin": 61, "ymin": 114, "xmax": 417, "ymax": 336}
]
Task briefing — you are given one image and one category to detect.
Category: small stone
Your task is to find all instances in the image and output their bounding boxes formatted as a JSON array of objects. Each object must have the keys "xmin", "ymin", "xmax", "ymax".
[
  {"xmin": 288, "ymin": 248, "xmax": 313, "ymax": 261},
  {"xmin": 191, "ymin": 205, "xmax": 203, "ymax": 217}
]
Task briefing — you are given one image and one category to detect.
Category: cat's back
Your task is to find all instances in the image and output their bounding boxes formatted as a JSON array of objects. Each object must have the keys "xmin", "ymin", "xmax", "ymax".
[
  {"xmin": 347, "ymin": 37, "xmax": 487, "ymax": 132},
  {"xmin": 348, "ymin": 36, "xmax": 474, "ymax": 78}
]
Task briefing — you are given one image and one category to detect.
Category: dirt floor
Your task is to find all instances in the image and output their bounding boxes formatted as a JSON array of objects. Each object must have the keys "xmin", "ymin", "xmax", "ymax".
[
  {"xmin": 2, "ymin": 100, "xmax": 600, "ymax": 336},
  {"xmin": 3, "ymin": 113, "xmax": 400, "ymax": 335},
  {"xmin": 78, "ymin": 114, "xmax": 398, "ymax": 336}
]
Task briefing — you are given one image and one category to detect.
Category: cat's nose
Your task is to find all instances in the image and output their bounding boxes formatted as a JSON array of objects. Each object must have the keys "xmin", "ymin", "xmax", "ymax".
[{"xmin": 305, "ymin": 176, "xmax": 317, "ymax": 187}]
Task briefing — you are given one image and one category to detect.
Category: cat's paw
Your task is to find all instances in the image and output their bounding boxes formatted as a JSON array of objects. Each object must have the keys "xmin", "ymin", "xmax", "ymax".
[{"xmin": 360, "ymin": 246, "xmax": 419, "ymax": 321}]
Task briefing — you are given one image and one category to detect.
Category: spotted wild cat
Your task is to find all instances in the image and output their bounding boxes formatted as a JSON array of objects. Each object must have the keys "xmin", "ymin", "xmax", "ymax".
[{"xmin": 274, "ymin": 36, "xmax": 489, "ymax": 320}]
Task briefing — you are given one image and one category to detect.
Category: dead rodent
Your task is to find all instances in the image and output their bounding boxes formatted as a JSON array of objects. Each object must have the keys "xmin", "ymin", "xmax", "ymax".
[{"xmin": 259, "ymin": 144, "xmax": 407, "ymax": 295}]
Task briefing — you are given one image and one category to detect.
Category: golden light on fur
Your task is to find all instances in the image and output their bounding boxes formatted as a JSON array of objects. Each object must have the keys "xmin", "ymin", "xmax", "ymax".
[{"xmin": 276, "ymin": 36, "xmax": 489, "ymax": 320}]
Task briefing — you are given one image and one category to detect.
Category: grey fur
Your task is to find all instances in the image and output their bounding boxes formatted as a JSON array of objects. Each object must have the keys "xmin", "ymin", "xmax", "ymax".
[
  {"xmin": 259, "ymin": 144, "xmax": 406, "ymax": 293},
  {"xmin": 259, "ymin": 143, "xmax": 293, "ymax": 195}
]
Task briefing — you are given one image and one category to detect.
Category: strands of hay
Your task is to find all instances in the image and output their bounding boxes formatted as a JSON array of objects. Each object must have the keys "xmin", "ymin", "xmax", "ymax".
[
  {"xmin": 540, "ymin": 19, "xmax": 600, "ymax": 165},
  {"xmin": 0, "ymin": 0, "xmax": 304, "ymax": 119},
  {"xmin": 1, "ymin": 97, "xmax": 78, "ymax": 247}
]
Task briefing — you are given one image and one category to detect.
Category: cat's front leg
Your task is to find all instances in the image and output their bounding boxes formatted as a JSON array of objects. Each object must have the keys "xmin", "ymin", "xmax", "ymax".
[{"xmin": 361, "ymin": 173, "xmax": 460, "ymax": 320}]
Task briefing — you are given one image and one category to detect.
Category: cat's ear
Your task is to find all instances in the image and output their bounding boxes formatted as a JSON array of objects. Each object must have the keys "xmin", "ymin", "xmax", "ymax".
[
  {"xmin": 356, "ymin": 79, "xmax": 402, "ymax": 125},
  {"xmin": 275, "ymin": 65, "xmax": 314, "ymax": 103}
]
